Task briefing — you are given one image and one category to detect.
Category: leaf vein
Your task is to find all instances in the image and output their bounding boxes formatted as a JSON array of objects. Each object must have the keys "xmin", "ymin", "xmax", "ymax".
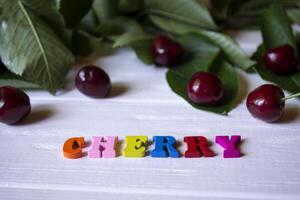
[{"xmin": 17, "ymin": 0, "xmax": 53, "ymax": 90}]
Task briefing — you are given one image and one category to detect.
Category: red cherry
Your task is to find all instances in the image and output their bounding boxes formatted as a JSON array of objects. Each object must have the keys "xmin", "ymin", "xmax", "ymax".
[
  {"xmin": 263, "ymin": 44, "xmax": 299, "ymax": 75},
  {"xmin": 151, "ymin": 35, "xmax": 183, "ymax": 66},
  {"xmin": 0, "ymin": 86, "xmax": 31, "ymax": 125},
  {"xmin": 246, "ymin": 84, "xmax": 285, "ymax": 122},
  {"xmin": 75, "ymin": 65, "xmax": 111, "ymax": 98},
  {"xmin": 187, "ymin": 72, "xmax": 224, "ymax": 106}
]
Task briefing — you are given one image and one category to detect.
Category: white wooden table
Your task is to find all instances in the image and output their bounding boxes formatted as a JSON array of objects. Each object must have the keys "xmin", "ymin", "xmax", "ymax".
[{"xmin": 1, "ymin": 31, "xmax": 300, "ymax": 200}]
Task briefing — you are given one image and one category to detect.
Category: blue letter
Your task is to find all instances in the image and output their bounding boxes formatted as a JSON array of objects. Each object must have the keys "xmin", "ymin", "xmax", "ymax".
[{"xmin": 151, "ymin": 136, "xmax": 180, "ymax": 158}]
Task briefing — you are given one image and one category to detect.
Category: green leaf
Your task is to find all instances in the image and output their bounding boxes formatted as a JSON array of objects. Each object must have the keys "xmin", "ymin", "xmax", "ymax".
[
  {"xmin": 113, "ymin": 31, "xmax": 152, "ymax": 48},
  {"xmin": 210, "ymin": 0, "xmax": 300, "ymax": 29},
  {"xmin": 118, "ymin": 0, "xmax": 143, "ymax": 14},
  {"xmin": 0, "ymin": 72, "xmax": 39, "ymax": 89},
  {"xmin": 291, "ymin": 73, "xmax": 300, "ymax": 88},
  {"xmin": 166, "ymin": 34, "xmax": 238, "ymax": 115},
  {"xmin": 234, "ymin": 0, "xmax": 272, "ymax": 16},
  {"xmin": 22, "ymin": 0, "xmax": 72, "ymax": 47},
  {"xmin": 149, "ymin": 15, "xmax": 256, "ymax": 70},
  {"xmin": 95, "ymin": 16, "xmax": 143, "ymax": 40},
  {"xmin": 0, "ymin": 0, "xmax": 74, "ymax": 94},
  {"xmin": 110, "ymin": 30, "xmax": 154, "ymax": 64},
  {"xmin": 252, "ymin": 45, "xmax": 300, "ymax": 94},
  {"xmin": 72, "ymin": 30, "xmax": 103, "ymax": 56},
  {"xmin": 260, "ymin": 1, "xmax": 297, "ymax": 50},
  {"xmin": 288, "ymin": 9, "xmax": 300, "ymax": 23},
  {"xmin": 78, "ymin": 10, "xmax": 99, "ymax": 34},
  {"xmin": 130, "ymin": 43, "xmax": 154, "ymax": 65},
  {"xmin": 170, "ymin": 34, "xmax": 221, "ymax": 74},
  {"xmin": 144, "ymin": 0, "xmax": 217, "ymax": 30},
  {"xmin": 210, "ymin": 0, "xmax": 263, "ymax": 19},
  {"xmin": 130, "ymin": 39, "xmax": 155, "ymax": 65},
  {"xmin": 197, "ymin": 31, "xmax": 256, "ymax": 70},
  {"xmin": 93, "ymin": 0, "xmax": 118, "ymax": 22},
  {"xmin": 58, "ymin": 0, "xmax": 93, "ymax": 29},
  {"xmin": 255, "ymin": 1, "xmax": 300, "ymax": 95}
]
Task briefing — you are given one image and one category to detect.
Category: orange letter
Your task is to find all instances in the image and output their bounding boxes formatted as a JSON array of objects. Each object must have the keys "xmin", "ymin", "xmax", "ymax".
[{"xmin": 63, "ymin": 137, "xmax": 85, "ymax": 159}]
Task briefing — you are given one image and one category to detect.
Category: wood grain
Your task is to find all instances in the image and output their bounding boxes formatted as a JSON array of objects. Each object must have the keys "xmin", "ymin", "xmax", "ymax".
[{"xmin": 1, "ymin": 31, "xmax": 300, "ymax": 200}]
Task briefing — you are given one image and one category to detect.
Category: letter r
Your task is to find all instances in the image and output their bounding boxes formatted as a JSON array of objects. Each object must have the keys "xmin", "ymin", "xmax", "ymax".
[{"xmin": 151, "ymin": 136, "xmax": 180, "ymax": 158}]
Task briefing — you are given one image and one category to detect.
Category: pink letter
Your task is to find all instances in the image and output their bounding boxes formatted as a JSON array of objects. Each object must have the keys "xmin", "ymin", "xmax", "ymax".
[
  {"xmin": 216, "ymin": 135, "xmax": 241, "ymax": 158},
  {"xmin": 88, "ymin": 136, "xmax": 117, "ymax": 158}
]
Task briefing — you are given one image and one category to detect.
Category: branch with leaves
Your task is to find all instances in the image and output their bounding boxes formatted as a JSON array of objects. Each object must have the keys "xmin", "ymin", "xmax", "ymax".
[{"xmin": 0, "ymin": 0, "xmax": 299, "ymax": 115}]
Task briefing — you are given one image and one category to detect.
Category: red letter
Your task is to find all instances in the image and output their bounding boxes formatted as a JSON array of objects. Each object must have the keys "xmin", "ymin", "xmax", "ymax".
[{"xmin": 184, "ymin": 136, "xmax": 214, "ymax": 158}]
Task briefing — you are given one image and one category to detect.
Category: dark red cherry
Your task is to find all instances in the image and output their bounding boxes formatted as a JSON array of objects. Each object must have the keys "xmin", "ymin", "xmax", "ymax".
[
  {"xmin": 0, "ymin": 86, "xmax": 31, "ymax": 125},
  {"xmin": 263, "ymin": 44, "xmax": 299, "ymax": 75},
  {"xmin": 246, "ymin": 84, "xmax": 285, "ymax": 123},
  {"xmin": 151, "ymin": 35, "xmax": 183, "ymax": 66},
  {"xmin": 187, "ymin": 72, "xmax": 224, "ymax": 106},
  {"xmin": 75, "ymin": 65, "xmax": 111, "ymax": 98}
]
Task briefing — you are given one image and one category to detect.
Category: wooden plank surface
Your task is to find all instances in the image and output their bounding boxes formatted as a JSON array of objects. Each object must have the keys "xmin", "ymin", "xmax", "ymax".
[{"xmin": 1, "ymin": 31, "xmax": 300, "ymax": 200}]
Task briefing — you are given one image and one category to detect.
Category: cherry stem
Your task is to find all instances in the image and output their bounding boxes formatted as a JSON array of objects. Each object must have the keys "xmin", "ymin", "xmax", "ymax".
[{"xmin": 282, "ymin": 93, "xmax": 300, "ymax": 101}]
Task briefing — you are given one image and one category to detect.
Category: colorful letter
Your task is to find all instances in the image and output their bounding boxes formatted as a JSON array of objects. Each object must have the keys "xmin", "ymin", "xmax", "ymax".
[
  {"xmin": 184, "ymin": 136, "xmax": 214, "ymax": 158},
  {"xmin": 88, "ymin": 136, "xmax": 117, "ymax": 158},
  {"xmin": 63, "ymin": 137, "xmax": 85, "ymax": 159},
  {"xmin": 123, "ymin": 136, "xmax": 148, "ymax": 157},
  {"xmin": 216, "ymin": 135, "xmax": 241, "ymax": 158},
  {"xmin": 151, "ymin": 136, "xmax": 180, "ymax": 158}
]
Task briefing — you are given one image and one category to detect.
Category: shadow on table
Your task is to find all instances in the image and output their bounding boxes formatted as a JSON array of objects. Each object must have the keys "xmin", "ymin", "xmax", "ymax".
[
  {"xmin": 237, "ymin": 138, "xmax": 246, "ymax": 158},
  {"xmin": 109, "ymin": 82, "xmax": 130, "ymax": 98},
  {"xmin": 278, "ymin": 105, "xmax": 300, "ymax": 124},
  {"xmin": 82, "ymin": 140, "xmax": 92, "ymax": 157},
  {"xmin": 233, "ymin": 70, "xmax": 249, "ymax": 110},
  {"xmin": 115, "ymin": 139, "xmax": 124, "ymax": 157},
  {"xmin": 18, "ymin": 105, "xmax": 55, "ymax": 126}
]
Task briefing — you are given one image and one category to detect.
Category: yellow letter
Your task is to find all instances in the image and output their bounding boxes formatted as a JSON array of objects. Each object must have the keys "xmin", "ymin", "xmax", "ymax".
[{"xmin": 123, "ymin": 136, "xmax": 148, "ymax": 157}]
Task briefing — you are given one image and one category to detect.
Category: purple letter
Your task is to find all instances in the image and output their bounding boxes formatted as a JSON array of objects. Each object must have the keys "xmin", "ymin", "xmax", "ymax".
[{"xmin": 216, "ymin": 135, "xmax": 241, "ymax": 158}]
